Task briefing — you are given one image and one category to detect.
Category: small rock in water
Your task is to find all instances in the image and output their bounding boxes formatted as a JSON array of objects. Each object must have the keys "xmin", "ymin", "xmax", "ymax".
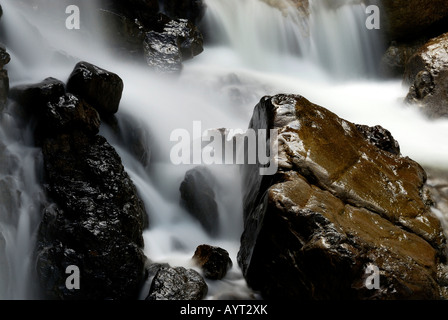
[
  {"xmin": 67, "ymin": 61, "xmax": 124, "ymax": 116},
  {"xmin": 145, "ymin": 266, "xmax": 208, "ymax": 300},
  {"xmin": 192, "ymin": 244, "xmax": 233, "ymax": 280}
]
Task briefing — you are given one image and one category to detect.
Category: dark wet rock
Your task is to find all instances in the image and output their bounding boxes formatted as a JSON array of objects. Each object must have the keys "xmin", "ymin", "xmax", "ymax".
[
  {"xmin": 36, "ymin": 132, "xmax": 148, "ymax": 299},
  {"xmin": 102, "ymin": 0, "xmax": 159, "ymax": 28},
  {"xmin": 98, "ymin": 9, "xmax": 148, "ymax": 60},
  {"xmin": 66, "ymin": 61, "xmax": 124, "ymax": 116},
  {"xmin": 97, "ymin": 7, "xmax": 203, "ymax": 71},
  {"xmin": 163, "ymin": 18, "xmax": 204, "ymax": 61},
  {"xmin": 238, "ymin": 94, "xmax": 448, "ymax": 300},
  {"xmin": 0, "ymin": 45, "xmax": 9, "ymax": 69},
  {"xmin": 9, "ymin": 77, "xmax": 65, "ymax": 111},
  {"xmin": 144, "ymin": 30, "xmax": 183, "ymax": 74},
  {"xmin": 380, "ymin": 40, "xmax": 427, "ymax": 78},
  {"xmin": 44, "ymin": 93, "xmax": 100, "ymax": 136},
  {"xmin": 145, "ymin": 266, "xmax": 208, "ymax": 300},
  {"xmin": 368, "ymin": 0, "xmax": 448, "ymax": 42},
  {"xmin": 28, "ymin": 65, "xmax": 149, "ymax": 299},
  {"xmin": 142, "ymin": 14, "xmax": 204, "ymax": 73},
  {"xmin": 179, "ymin": 166, "xmax": 220, "ymax": 237},
  {"xmin": 162, "ymin": 0, "xmax": 206, "ymax": 25},
  {"xmin": 355, "ymin": 124, "xmax": 400, "ymax": 155},
  {"xmin": 0, "ymin": 45, "xmax": 10, "ymax": 111},
  {"xmin": 106, "ymin": 112, "xmax": 153, "ymax": 170},
  {"xmin": 404, "ymin": 33, "xmax": 448, "ymax": 119},
  {"xmin": 192, "ymin": 244, "xmax": 233, "ymax": 280}
]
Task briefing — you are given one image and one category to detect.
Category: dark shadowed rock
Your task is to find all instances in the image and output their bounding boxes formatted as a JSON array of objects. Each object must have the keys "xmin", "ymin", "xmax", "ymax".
[
  {"xmin": 145, "ymin": 266, "xmax": 208, "ymax": 300},
  {"xmin": 179, "ymin": 166, "xmax": 220, "ymax": 237},
  {"xmin": 44, "ymin": 93, "xmax": 100, "ymax": 136},
  {"xmin": 162, "ymin": 0, "xmax": 206, "ymax": 25},
  {"xmin": 238, "ymin": 94, "xmax": 448, "ymax": 300},
  {"xmin": 36, "ymin": 132, "xmax": 148, "ymax": 299},
  {"xmin": 20, "ymin": 64, "xmax": 150, "ymax": 300},
  {"xmin": 9, "ymin": 77, "xmax": 65, "ymax": 111},
  {"xmin": 102, "ymin": 0, "xmax": 159, "ymax": 28},
  {"xmin": 192, "ymin": 244, "xmax": 233, "ymax": 280},
  {"xmin": 380, "ymin": 40, "xmax": 427, "ymax": 78},
  {"xmin": 142, "ymin": 13, "xmax": 204, "ymax": 73},
  {"xmin": 106, "ymin": 112, "xmax": 153, "ymax": 170},
  {"xmin": 355, "ymin": 124, "xmax": 401, "ymax": 155},
  {"xmin": 144, "ymin": 30, "xmax": 183, "ymax": 74},
  {"xmin": 367, "ymin": 0, "xmax": 448, "ymax": 42},
  {"xmin": 0, "ymin": 45, "xmax": 10, "ymax": 111},
  {"xmin": 98, "ymin": 9, "xmax": 148, "ymax": 60},
  {"xmin": 66, "ymin": 61, "xmax": 124, "ymax": 115},
  {"xmin": 163, "ymin": 18, "xmax": 204, "ymax": 61}
]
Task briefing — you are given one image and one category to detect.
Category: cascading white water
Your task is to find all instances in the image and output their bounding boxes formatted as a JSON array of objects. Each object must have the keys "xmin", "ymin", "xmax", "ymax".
[
  {"xmin": 0, "ymin": 0, "xmax": 447, "ymax": 300},
  {"xmin": 305, "ymin": 0, "xmax": 385, "ymax": 77}
]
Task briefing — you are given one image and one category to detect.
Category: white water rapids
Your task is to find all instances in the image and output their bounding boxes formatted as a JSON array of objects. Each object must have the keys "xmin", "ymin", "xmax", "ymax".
[{"xmin": 0, "ymin": 0, "xmax": 447, "ymax": 300}]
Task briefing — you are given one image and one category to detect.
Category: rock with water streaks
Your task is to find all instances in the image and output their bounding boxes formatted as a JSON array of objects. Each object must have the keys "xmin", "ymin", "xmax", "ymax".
[
  {"xmin": 161, "ymin": 0, "xmax": 206, "ymax": 25},
  {"xmin": 238, "ymin": 94, "xmax": 448, "ymax": 299},
  {"xmin": 15, "ymin": 64, "xmax": 151, "ymax": 300},
  {"xmin": 179, "ymin": 166, "xmax": 220, "ymax": 237}
]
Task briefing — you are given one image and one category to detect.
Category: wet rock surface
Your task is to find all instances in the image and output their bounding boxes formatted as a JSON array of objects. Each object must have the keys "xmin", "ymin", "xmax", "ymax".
[
  {"xmin": 10, "ymin": 62, "xmax": 149, "ymax": 300},
  {"xmin": 66, "ymin": 61, "xmax": 124, "ymax": 116},
  {"xmin": 192, "ymin": 244, "xmax": 233, "ymax": 280},
  {"xmin": 179, "ymin": 166, "xmax": 220, "ymax": 237},
  {"xmin": 97, "ymin": 3, "xmax": 204, "ymax": 72},
  {"xmin": 143, "ymin": 16, "xmax": 203, "ymax": 73},
  {"xmin": 145, "ymin": 265, "xmax": 208, "ymax": 300},
  {"xmin": 238, "ymin": 94, "xmax": 448, "ymax": 299},
  {"xmin": 403, "ymin": 33, "xmax": 448, "ymax": 119},
  {"xmin": 9, "ymin": 77, "xmax": 65, "ymax": 110}
]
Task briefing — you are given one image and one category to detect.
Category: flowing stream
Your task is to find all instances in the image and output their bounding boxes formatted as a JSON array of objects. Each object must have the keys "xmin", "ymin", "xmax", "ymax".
[{"xmin": 0, "ymin": 0, "xmax": 448, "ymax": 300}]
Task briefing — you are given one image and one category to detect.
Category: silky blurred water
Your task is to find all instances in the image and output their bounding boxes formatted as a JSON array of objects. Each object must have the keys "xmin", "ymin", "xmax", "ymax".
[{"xmin": 0, "ymin": 0, "xmax": 447, "ymax": 299}]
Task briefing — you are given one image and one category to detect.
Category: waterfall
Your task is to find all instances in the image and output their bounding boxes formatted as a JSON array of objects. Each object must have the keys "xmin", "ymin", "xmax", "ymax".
[
  {"xmin": 202, "ymin": 0, "xmax": 385, "ymax": 78},
  {"xmin": 0, "ymin": 0, "xmax": 447, "ymax": 300}
]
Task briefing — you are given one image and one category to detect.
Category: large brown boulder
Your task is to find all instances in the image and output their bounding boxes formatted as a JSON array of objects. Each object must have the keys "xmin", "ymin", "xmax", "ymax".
[
  {"xmin": 238, "ymin": 94, "xmax": 448, "ymax": 299},
  {"xmin": 403, "ymin": 32, "xmax": 448, "ymax": 119}
]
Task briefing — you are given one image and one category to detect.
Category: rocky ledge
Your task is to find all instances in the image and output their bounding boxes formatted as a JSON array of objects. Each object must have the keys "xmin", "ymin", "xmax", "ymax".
[{"xmin": 238, "ymin": 94, "xmax": 448, "ymax": 300}]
